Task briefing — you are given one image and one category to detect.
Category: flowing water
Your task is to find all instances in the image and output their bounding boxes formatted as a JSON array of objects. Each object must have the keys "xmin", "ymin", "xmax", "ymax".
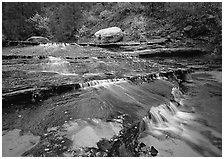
[
  {"xmin": 43, "ymin": 71, "xmax": 220, "ymax": 157},
  {"xmin": 42, "ymin": 56, "xmax": 78, "ymax": 75},
  {"xmin": 2, "ymin": 44, "xmax": 222, "ymax": 157},
  {"xmin": 2, "ymin": 70, "xmax": 222, "ymax": 157},
  {"xmin": 3, "ymin": 70, "xmax": 222, "ymax": 156},
  {"xmin": 61, "ymin": 71, "xmax": 221, "ymax": 156},
  {"xmin": 138, "ymin": 71, "xmax": 222, "ymax": 157}
]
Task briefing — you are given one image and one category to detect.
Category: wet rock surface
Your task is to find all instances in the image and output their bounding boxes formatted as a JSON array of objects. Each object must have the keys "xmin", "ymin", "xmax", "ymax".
[{"xmin": 2, "ymin": 43, "xmax": 222, "ymax": 157}]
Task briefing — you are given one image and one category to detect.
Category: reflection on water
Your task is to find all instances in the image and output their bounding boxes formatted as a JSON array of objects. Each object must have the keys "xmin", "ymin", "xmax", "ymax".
[
  {"xmin": 59, "ymin": 118, "xmax": 123, "ymax": 149},
  {"xmin": 2, "ymin": 129, "xmax": 40, "ymax": 157}
]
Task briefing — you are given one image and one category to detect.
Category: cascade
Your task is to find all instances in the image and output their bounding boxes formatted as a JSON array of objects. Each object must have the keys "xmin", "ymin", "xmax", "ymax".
[{"xmin": 42, "ymin": 56, "xmax": 77, "ymax": 75}]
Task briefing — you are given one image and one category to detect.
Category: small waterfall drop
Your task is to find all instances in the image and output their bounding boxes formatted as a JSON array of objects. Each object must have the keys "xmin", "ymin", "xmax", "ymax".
[
  {"xmin": 139, "ymin": 87, "xmax": 222, "ymax": 157},
  {"xmin": 42, "ymin": 56, "xmax": 77, "ymax": 75},
  {"xmin": 79, "ymin": 78, "xmax": 127, "ymax": 89}
]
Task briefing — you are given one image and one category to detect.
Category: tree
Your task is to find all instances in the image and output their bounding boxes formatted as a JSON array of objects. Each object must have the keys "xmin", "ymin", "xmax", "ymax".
[
  {"xmin": 2, "ymin": 2, "xmax": 42, "ymax": 40},
  {"xmin": 46, "ymin": 3, "xmax": 84, "ymax": 42},
  {"xmin": 27, "ymin": 13, "xmax": 51, "ymax": 38}
]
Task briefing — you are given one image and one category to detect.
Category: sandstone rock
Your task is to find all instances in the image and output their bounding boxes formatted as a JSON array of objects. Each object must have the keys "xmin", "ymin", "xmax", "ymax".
[{"xmin": 94, "ymin": 27, "xmax": 123, "ymax": 43}]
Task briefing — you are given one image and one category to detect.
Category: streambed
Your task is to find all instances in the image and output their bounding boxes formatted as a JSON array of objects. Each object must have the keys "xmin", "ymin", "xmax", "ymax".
[{"xmin": 2, "ymin": 44, "xmax": 222, "ymax": 157}]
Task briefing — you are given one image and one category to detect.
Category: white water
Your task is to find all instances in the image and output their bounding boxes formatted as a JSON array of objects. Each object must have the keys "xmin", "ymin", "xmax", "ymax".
[
  {"xmin": 79, "ymin": 78, "xmax": 127, "ymax": 89},
  {"xmin": 42, "ymin": 56, "xmax": 78, "ymax": 75},
  {"xmin": 139, "ymin": 87, "xmax": 222, "ymax": 157},
  {"xmin": 58, "ymin": 79, "xmax": 221, "ymax": 156},
  {"xmin": 78, "ymin": 72, "xmax": 170, "ymax": 89},
  {"xmin": 4, "ymin": 71, "xmax": 219, "ymax": 157}
]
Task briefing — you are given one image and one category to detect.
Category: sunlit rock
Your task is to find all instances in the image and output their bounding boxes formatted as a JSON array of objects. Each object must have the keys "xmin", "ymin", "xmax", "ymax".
[{"xmin": 94, "ymin": 27, "xmax": 123, "ymax": 43}]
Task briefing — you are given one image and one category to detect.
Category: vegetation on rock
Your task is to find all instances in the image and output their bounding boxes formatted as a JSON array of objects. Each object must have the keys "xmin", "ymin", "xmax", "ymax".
[{"xmin": 3, "ymin": 2, "xmax": 221, "ymax": 54}]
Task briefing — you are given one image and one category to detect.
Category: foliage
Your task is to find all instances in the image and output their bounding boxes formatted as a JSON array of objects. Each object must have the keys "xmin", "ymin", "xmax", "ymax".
[
  {"xmin": 2, "ymin": 2, "xmax": 222, "ymax": 51},
  {"xmin": 44, "ymin": 3, "xmax": 84, "ymax": 42},
  {"xmin": 27, "ymin": 13, "xmax": 51, "ymax": 38},
  {"xmin": 2, "ymin": 2, "xmax": 42, "ymax": 40}
]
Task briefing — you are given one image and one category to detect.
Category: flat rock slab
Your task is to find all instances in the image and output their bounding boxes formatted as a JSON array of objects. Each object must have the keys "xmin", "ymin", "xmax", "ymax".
[
  {"xmin": 78, "ymin": 38, "xmax": 169, "ymax": 47},
  {"xmin": 2, "ymin": 129, "xmax": 40, "ymax": 157},
  {"xmin": 136, "ymin": 47, "xmax": 208, "ymax": 57}
]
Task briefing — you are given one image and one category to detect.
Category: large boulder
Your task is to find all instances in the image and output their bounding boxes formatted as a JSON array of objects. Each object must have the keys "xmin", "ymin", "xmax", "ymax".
[{"xmin": 94, "ymin": 27, "xmax": 123, "ymax": 43}]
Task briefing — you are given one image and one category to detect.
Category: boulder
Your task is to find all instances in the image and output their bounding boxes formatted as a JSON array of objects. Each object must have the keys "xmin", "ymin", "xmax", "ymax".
[
  {"xmin": 94, "ymin": 27, "xmax": 123, "ymax": 43},
  {"xmin": 150, "ymin": 146, "xmax": 158, "ymax": 156}
]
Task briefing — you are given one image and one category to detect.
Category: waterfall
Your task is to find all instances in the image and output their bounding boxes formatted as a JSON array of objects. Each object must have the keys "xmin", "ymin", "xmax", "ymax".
[
  {"xmin": 139, "ymin": 87, "xmax": 222, "ymax": 157},
  {"xmin": 77, "ymin": 69, "xmax": 191, "ymax": 90},
  {"xmin": 79, "ymin": 78, "xmax": 127, "ymax": 89}
]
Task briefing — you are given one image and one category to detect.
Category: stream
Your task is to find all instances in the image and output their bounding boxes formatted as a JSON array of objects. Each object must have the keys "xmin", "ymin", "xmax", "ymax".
[{"xmin": 2, "ymin": 44, "xmax": 222, "ymax": 157}]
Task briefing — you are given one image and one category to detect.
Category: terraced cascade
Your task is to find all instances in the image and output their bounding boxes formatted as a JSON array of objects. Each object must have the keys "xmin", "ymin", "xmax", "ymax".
[
  {"xmin": 2, "ymin": 68, "xmax": 189, "ymax": 108},
  {"xmin": 3, "ymin": 68, "xmax": 220, "ymax": 157},
  {"xmin": 2, "ymin": 44, "xmax": 221, "ymax": 157}
]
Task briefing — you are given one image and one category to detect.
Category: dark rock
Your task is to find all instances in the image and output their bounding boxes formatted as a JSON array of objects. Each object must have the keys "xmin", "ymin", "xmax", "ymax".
[
  {"xmin": 97, "ymin": 139, "xmax": 112, "ymax": 152},
  {"xmin": 74, "ymin": 83, "xmax": 81, "ymax": 89},
  {"xmin": 139, "ymin": 142, "xmax": 146, "ymax": 148},
  {"xmin": 138, "ymin": 47, "xmax": 207, "ymax": 58},
  {"xmin": 95, "ymin": 151, "xmax": 108, "ymax": 157},
  {"xmin": 150, "ymin": 146, "xmax": 158, "ymax": 156}
]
